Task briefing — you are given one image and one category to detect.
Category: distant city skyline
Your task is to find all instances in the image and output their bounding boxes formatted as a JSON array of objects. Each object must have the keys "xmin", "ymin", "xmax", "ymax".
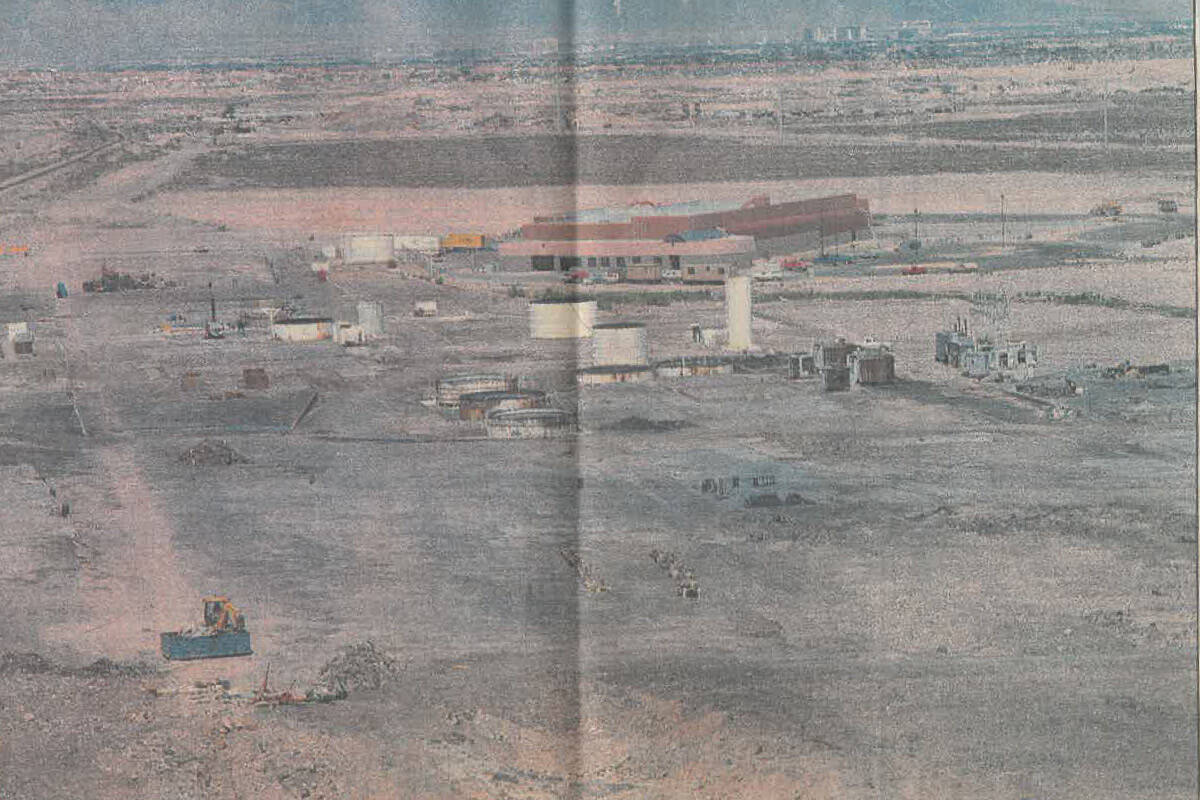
[{"xmin": 0, "ymin": 0, "xmax": 1190, "ymax": 67}]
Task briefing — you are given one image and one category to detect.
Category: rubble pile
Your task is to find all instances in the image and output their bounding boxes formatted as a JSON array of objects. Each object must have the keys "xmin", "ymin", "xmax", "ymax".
[
  {"xmin": 559, "ymin": 548, "xmax": 608, "ymax": 593},
  {"xmin": 179, "ymin": 439, "xmax": 250, "ymax": 466},
  {"xmin": 649, "ymin": 548, "xmax": 699, "ymax": 599},
  {"xmin": 316, "ymin": 641, "xmax": 403, "ymax": 694}
]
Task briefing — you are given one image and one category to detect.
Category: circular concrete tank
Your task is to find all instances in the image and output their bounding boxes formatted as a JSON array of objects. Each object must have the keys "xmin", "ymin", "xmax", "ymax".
[
  {"xmin": 654, "ymin": 356, "xmax": 733, "ymax": 378},
  {"xmin": 576, "ymin": 364, "xmax": 655, "ymax": 385},
  {"xmin": 529, "ymin": 300, "xmax": 597, "ymax": 340},
  {"xmin": 591, "ymin": 322, "xmax": 648, "ymax": 366},
  {"xmin": 435, "ymin": 374, "xmax": 517, "ymax": 407},
  {"xmin": 458, "ymin": 390, "xmax": 545, "ymax": 421},
  {"xmin": 484, "ymin": 408, "xmax": 577, "ymax": 439}
]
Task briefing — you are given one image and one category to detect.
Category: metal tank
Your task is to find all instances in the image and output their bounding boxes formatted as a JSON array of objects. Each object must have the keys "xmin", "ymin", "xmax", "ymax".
[
  {"xmin": 725, "ymin": 275, "xmax": 752, "ymax": 351},
  {"xmin": 590, "ymin": 322, "xmax": 648, "ymax": 366},
  {"xmin": 529, "ymin": 300, "xmax": 597, "ymax": 339}
]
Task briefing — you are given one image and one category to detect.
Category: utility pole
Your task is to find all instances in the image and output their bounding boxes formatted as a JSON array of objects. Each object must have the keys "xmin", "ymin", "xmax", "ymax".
[
  {"xmin": 1102, "ymin": 74, "xmax": 1109, "ymax": 151},
  {"xmin": 776, "ymin": 87, "xmax": 784, "ymax": 144},
  {"xmin": 1000, "ymin": 194, "xmax": 1006, "ymax": 250},
  {"xmin": 913, "ymin": 207, "xmax": 920, "ymax": 241}
]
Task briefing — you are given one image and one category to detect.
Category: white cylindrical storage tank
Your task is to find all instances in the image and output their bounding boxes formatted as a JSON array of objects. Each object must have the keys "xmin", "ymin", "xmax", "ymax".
[
  {"xmin": 529, "ymin": 300, "xmax": 597, "ymax": 340},
  {"xmin": 591, "ymin": 322, "xmax": 648, "ymax": 366},
  {"xmin": 341, "ymin": 234, "xmax": 394, "ymax": 265},
  {"xmin": 356, "ymin": 301, "xmax": 384, "ymax": 336},
  {"xmin": 726, "ymin": 276, "xmax": 752, "ymax": 351}
]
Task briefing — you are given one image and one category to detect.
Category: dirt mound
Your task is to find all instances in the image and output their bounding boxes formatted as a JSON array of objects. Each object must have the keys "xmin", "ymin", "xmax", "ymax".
[
  {"xmin": 0, "ymin": 652, "xmax": 54, "ymax": 675},
  {"xmin": 0, "ymin": 652, "xmax": 152, "ymax": 677},
  {"xmin": 179, "ymin": 439, "xmax": 250, "ymax": 466},
  {"xmin": 316, "ymin": 641, "xmax": 402, "ymax": 694},
  {"xmin": 76, "ymin": 657, "xmax": 154, "ymax": 677},
  {"xmin": 601, "ymin": 416, "xmax": 695, "ymax": 433},
  {"xmin": 734, "ymin": 612, "xmax": 784, "ymax": 639}
]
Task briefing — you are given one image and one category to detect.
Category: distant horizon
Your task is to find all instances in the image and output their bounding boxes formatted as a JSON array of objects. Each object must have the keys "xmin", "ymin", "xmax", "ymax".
[{"xmin": 0, "ymin": 0, "xmax": 1191, "ymax": 70}]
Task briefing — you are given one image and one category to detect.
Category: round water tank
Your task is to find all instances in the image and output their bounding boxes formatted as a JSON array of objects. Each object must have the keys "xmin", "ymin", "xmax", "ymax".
[
  {"xmin": 435, "ymin": 374, "xmax": 516, "ymax": 407},
  {"xmin": 484, "ymin": 408, "xmax": 576, "ymax": 439},
  {"xmin": 529, "ymin": 300, "xmax": 597, "ymax": 340},
  {"xmin": 458, "ymin": 390, "xmax": 545, "ymax": 421},
  {"xmin": 577, "ymin": 365, "xmax": 655, "ymax": 385}
]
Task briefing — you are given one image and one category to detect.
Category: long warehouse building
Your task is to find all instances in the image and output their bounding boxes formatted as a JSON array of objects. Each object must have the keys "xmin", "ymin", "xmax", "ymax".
[
  {"xmin": 498, "ymin": 234, "xmax": 756, "ymax": 278},
  {"xmin": 519, "ymin": 193, "xmax": 870, "ymax": 252}
]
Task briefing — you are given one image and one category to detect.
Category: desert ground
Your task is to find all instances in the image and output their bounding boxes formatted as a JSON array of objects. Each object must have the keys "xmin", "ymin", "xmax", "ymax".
[{"xmin": 0, "ymin": 31, "xmax": 1195, "ymax": 800}]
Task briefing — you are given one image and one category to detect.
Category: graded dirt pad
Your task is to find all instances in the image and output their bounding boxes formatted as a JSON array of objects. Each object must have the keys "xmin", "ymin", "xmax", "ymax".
[
  {"xmin": 169, "ymin": 134, "xmax": 1194, "ymax": 191},
  {"xmin": 807, "ymin": 90, "xmax": 1196, "ymax": 146}
]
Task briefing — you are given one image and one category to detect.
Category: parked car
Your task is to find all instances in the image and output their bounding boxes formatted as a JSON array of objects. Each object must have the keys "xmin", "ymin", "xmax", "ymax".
[{"xmin": 901, "ymin": 265, "xmax": 927, "ymax": 275}]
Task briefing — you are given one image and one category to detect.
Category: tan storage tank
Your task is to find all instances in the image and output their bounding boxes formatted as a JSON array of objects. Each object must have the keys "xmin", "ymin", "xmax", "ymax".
[
  {"xmin": 725, "ymin": 275, "xmax": 752, "ymax": 351},
  {"xmin": 591, "ymin": 322, "xmax": 648, "ymax": 366},
  {"xmin": 529, "ymin": 300, "xmax": 597, "ymax": 339},
  {"xmin": 458, "ymin": 390, "xmax": 545, "ymax": 421},
  {"xmin": 435, "ymin": 374, "xmax": 517, "ymax": 408},
  {"xmin": 484, "ymin": 408, "xmax": 577, "ymax": 439}
]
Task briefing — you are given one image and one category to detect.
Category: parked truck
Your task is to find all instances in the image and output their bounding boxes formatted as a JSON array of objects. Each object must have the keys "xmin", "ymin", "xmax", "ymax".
[{"xmin": 441, "ymin": 233, "xmax": 486, "ymax": 251}]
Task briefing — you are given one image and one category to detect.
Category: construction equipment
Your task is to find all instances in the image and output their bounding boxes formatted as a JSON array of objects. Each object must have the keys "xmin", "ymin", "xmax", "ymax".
[
  {"xmin": 160, "ymin": 596, "xmax": 253, "ymax": 660},
  {"xmin": 1089, "ymin": 201, "xmax": 1122, "ymax": 218}
]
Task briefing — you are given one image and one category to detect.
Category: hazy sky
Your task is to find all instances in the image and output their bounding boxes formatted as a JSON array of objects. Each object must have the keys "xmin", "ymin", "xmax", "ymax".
[{"xmin": 0, "ymin": 0, "xmax": 1190, "ymax": 67}]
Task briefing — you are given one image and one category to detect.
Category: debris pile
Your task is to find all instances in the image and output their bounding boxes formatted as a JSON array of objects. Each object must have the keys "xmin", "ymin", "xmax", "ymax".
[
  {"xmin": 81, "ymin": 267, "xmax": 172, "ymax": 293},
  {"xmin": 0, "ymin": 651, "xmax": 53, "ymax": 675},
  {"xmin": 735, "ymin": 611, "xmax": 783, "ymax": 639},
  {"xmin": 179, "ymin": 439, "xmax": 250, "ymax": 466},
  {"xmin": 1015, "ymin": 377, "xmax": 1082, "ymax": 398},
  {"xmin": 1102, "ymin": 361, "xmax": 1171, "ymax": 379},
  {"xmin": 744, "ymin": 492, "xmax": 810, "ymax": 508},
  {"xmin": 649, "ymin": 548, "xmax": 699, "ymax": 599},
  {"xmin": 316, "ymin": 641, "xmax": 403, "ymax": 694},
  {"xmin": 559, "ymin": 548, "xmax": 608, "ymax": 593}
]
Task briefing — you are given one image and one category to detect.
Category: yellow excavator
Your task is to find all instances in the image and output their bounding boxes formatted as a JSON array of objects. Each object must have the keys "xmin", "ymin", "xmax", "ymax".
[{"xmin": 202, "ymin": 596, "xmax": 246, "ymax": 632}]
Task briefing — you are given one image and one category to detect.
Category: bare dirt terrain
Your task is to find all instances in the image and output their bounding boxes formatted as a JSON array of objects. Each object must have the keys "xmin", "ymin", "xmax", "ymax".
[{"xmin": 0, "ymin": 35, "xmax": 1194, "ymax": 800}]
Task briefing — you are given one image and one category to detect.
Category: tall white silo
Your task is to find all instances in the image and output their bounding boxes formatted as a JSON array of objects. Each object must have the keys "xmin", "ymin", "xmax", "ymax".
[{"xmin": 726, "ymin": 275, "xmax": 752, "ymax": 351}]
